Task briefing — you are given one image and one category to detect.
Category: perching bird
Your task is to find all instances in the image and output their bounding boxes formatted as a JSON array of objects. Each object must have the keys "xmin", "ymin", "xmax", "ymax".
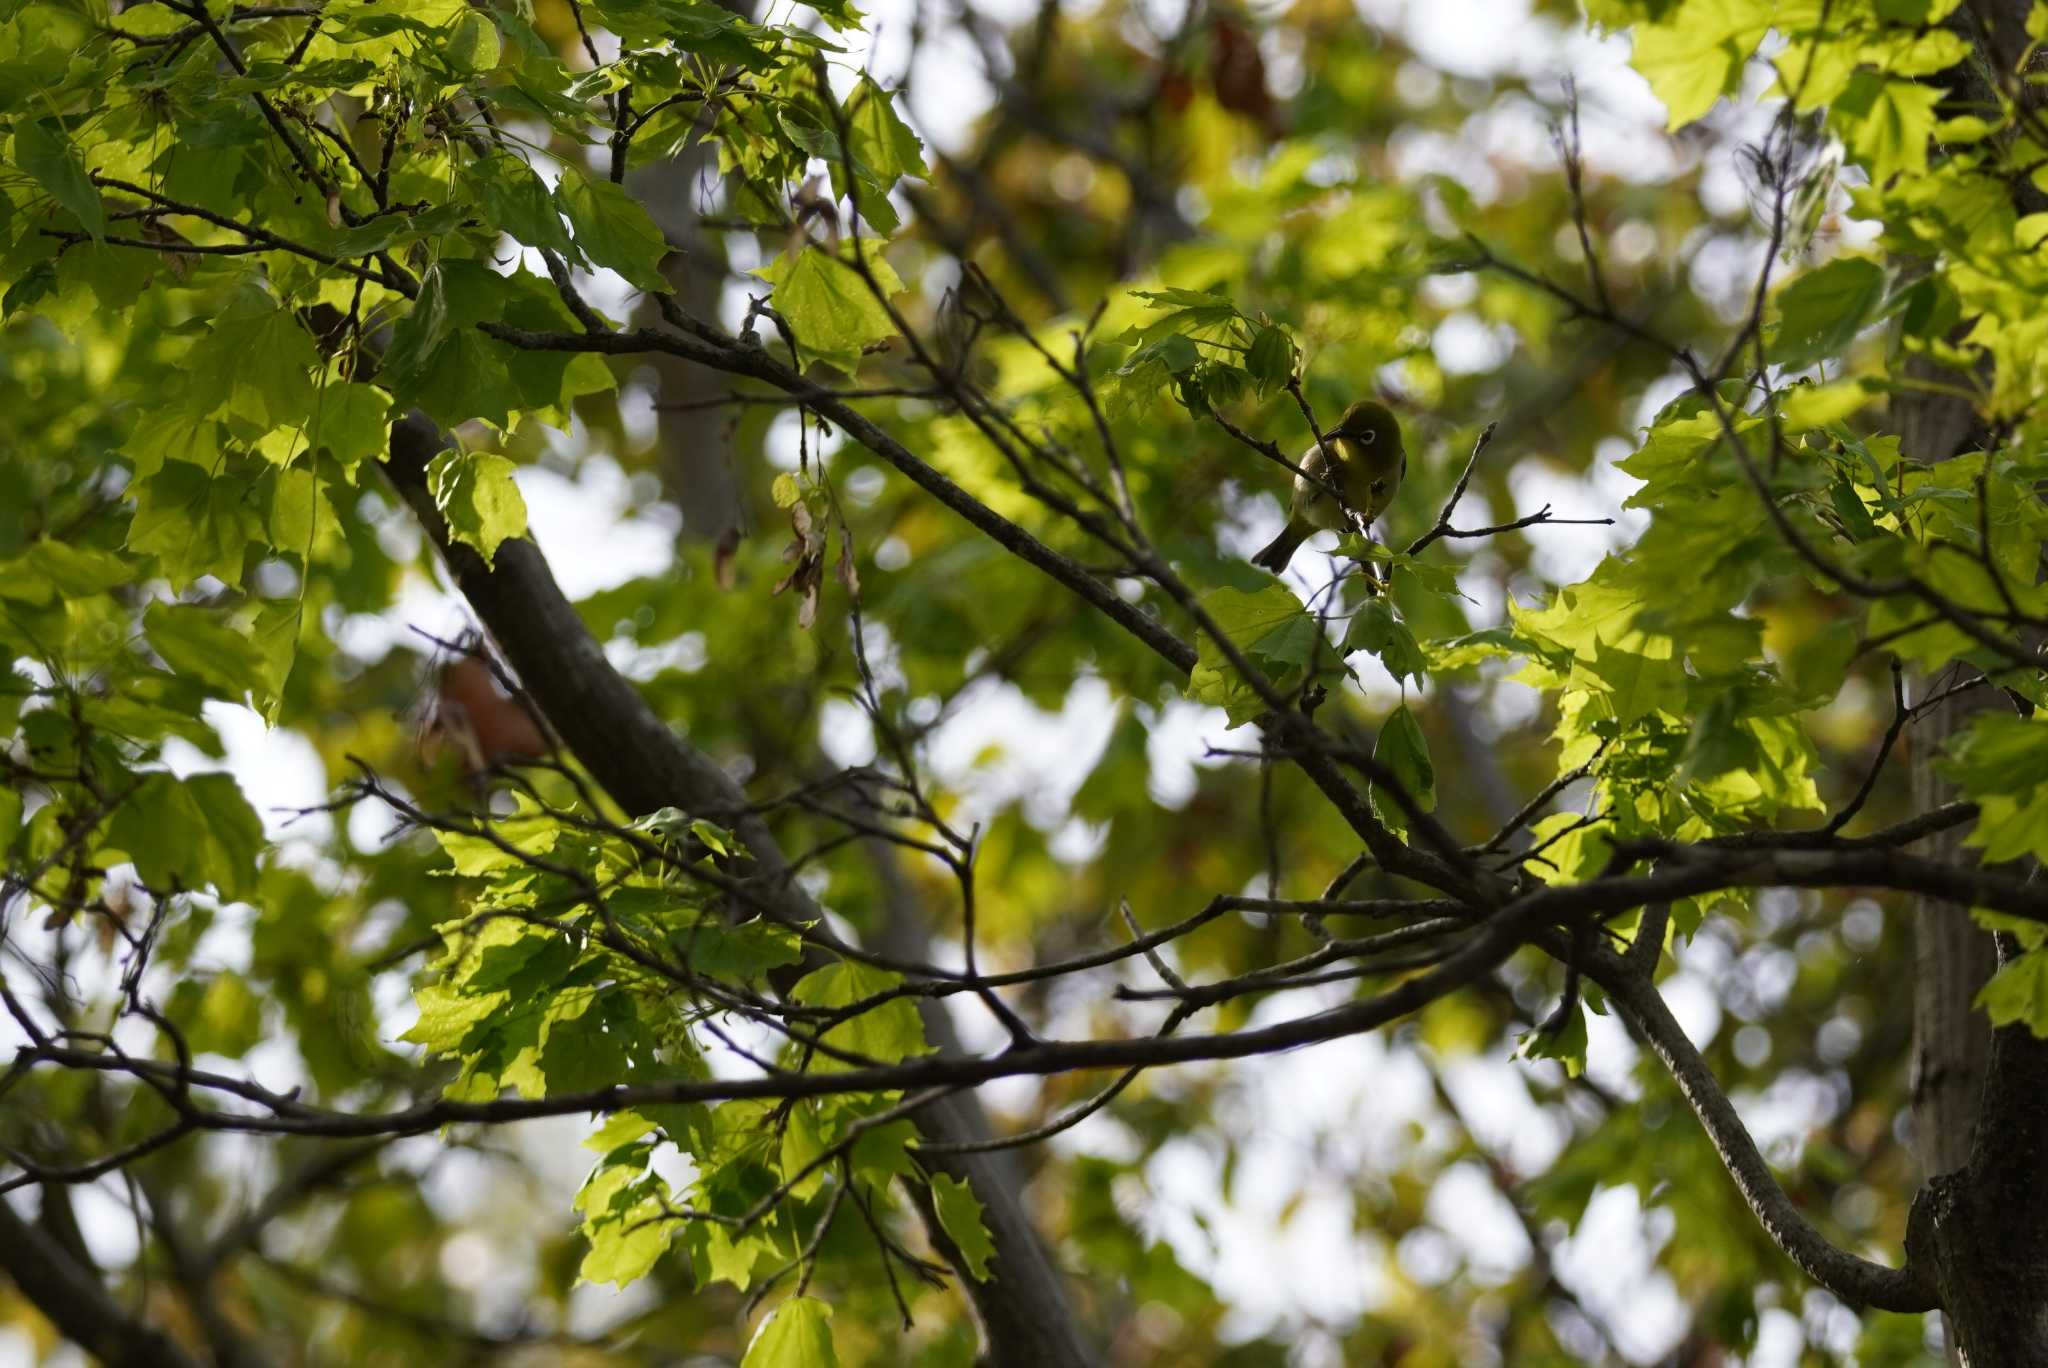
[{"xmin": 1250, "ymin": 399, "xmax": 1407, "ymax": 574}]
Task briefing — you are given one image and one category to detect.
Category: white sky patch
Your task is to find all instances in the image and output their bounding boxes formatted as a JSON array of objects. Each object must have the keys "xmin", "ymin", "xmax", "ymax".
[
  {"xmin": 1433, "ymin": 312, "xmax": 1517, "ymax": 375},
  {"xmin": 1477, "ymin": 668, "xmax": 1545, "ymax": 737},
  {"xmin": 163, "ymin": 702, "xmax": 333, "ymax": 844},
  {"xmin": 1555, "ymin": 1186, "xmax": 1689, "ymax": 1360},
  {"xmin": 1506, "ymin": 459, "xmax": 1628, "ymax": 584},
  {"xmin": 1423, "ymin": 270, "xmax": 1480, "ymax": 310},
  {"xmin": 1124, "ymin": 1015, "xmax": 1448, "ymax": 1340},
  {"xmin": 1143, "ymin": 699, "xmax": 1234, "ymax": 808},
  {"xmin": 1453, "ymin": 555, "xmax": 1505, "ymax": 623},
  {"xmin": 1690, "ymin": 231, "xmax": 1775, "ymax": 322},
  {"xmin": 1751, "ymin": 1307, "xmax": 1810, "ymax": 1367},
  {"xmin": 617, "ymin": 372, "xmax": 663, "ymax": 449},
  {"xmin": 817, "ymin": 695, "xmax": 879, "ymax": 767},
  {"xmin": 1218, "ymin": 479, "xmax": 1292, "ymax": 567},
  {"xmin": 239, "ymin": 1030, "xmax": 314, "ymax": 1104},
  {"xmin": 1427, "ymin": 1160, "xmax": 1534, "ymax": 1281},
  {"xmin": 1583, "ymin": 1000, "xmax": 1644, "ymax": 1100},
  {"xmin": 763, "ymin": 407, "xmax": 849, "ymax": 471},
  {"xmin": 515, "ymin": 458, "xmax": 679, "ymax": 597},
  {"xmin": 348, "ymin": 786, "xmax": 413, "ymax": 851},
  {"xmin": 1589, "ymin": 435, "xmax": 1654, "ymax": 547},
  {"xmin": 924, "ymin": 675, "xmax": 1120, "ymax": 831},
  {"xmin": 1661, "ymin": 970, "xmax": 1726, "ymax": 1050},
  {"xmin": 1395, "ymin": 0, "xmax": 1550, "ymax": 77},
  {"xmin": 1741, "ymin": 1070, "xmax": 1846, "ymax": 1170},
  {"xmin": 68, "ymin": 1183, "xmax": 144, "ymax": 1272},
  {"xmin": 1441, "ymin": 1054, "xmax": 1568, "ymax": 1176}
]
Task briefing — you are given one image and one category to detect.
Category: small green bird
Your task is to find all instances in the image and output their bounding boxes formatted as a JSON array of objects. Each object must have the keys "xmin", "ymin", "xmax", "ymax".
[{"xmin": 1250, "ymin": 399, "xmax": 1407, "ymax": 573}]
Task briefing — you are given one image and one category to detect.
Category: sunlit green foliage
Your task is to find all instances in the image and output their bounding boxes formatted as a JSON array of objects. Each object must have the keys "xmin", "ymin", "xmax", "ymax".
[{"xmin": 6, "ymin": 0, "xmax": 2048, "ymax": 1359}]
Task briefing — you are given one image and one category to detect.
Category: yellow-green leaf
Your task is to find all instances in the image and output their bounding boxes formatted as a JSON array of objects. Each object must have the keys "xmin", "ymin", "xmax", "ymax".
[
  {"xmin": 1630, "ymin": 0, "xmax": 1768, "ymax": 129},
  {"xmin": 126, "ymin": 461, "xmax": 265, "ymax": 591},
  {"xmin": 743, "ymin": 1297, "xmax": 839, "ymax": 1368},
  {"xmin": 445, "ymin": 9, "xmax": 500, "ymax": 71},
  {"xmin": 145, "ymin": 601, "xmax": 272, "ymax": 705},
  {"xmin": 929, "ymin": 1174, "xmax": 995, "ymax": 1281},
  {"xmin": 1977, "ymin": 950, "xmax": 2048, "ymax": 1037},
  {"xmin": 789, "ymin": 961, "xmax": 931, "ymax": 1069},
  {"xmin": 105, "ymin": 773, "xmax": 265, "ymax": 900},
  {"xmin": 1371, "ymin": 703, "xmax": 1436, "ymax": 835},
  {"xmin": 1769, "ymin": 258, "xmax": 1885, "ymax": 370},
  {"xmin": 427, "ymin": 449, "xmax": 528, "ymax": 568},
  {"xmin": 1833, "ymin": 72, "xmax": 1942, "ymax": 185},
  {"xmin": 754, "ymin": 244, "xmax": 903, "ymax": 374},
  {"xmin": 1779, "ymin": 379, "xmax": 1868, "ymax": 429},
  {"xmin": 15, "ymin": 118, "xmax": 104, "ymax": 238}
]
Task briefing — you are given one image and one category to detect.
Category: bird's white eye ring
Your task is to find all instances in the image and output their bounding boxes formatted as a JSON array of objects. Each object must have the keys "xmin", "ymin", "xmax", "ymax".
[{"xmin": 1359, "ymin": 430, "xmax": 1376, "ymax": 444}]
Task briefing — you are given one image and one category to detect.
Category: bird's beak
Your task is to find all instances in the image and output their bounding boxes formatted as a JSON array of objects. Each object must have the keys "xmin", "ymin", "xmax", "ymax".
[{"xmin": 1318, "ymin": 427, "xmax": 1343, "ymax": 443}]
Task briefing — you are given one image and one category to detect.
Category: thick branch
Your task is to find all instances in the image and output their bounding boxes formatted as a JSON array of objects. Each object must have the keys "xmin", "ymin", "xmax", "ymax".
[
  {"xmin": 20, "ymin": 824, "xmax": 2030, "ymax": 1138},
  {"xmin": 380, "ymin": 414, "xmax": 1098, "ymax": 1366},
  {"xmin": 1591, "ymin": 951, "xmax": 1937, "ymax": 1311}
]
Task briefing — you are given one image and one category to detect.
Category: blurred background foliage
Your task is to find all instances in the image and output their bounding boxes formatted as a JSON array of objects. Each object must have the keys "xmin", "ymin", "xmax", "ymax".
[{"xmin": 0, "ymin": 0, "xmax": 1931, "ymax": 1360}]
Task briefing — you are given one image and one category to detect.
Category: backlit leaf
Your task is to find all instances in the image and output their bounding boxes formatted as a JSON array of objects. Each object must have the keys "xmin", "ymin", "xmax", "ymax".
[
  {"xmin": 743, "ymin": 1297, "xmax": 839, "ymax": 1368},
  {"xmin": 427, "ymin": 449, "xmax": 529, "ymax": 568}
]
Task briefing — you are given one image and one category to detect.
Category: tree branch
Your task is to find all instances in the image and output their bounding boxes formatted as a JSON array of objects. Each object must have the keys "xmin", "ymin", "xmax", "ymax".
[
  {"xmin": 0, "ymin": 1194, "xmax": 213, "ymax": 1368},
  {"xmin": 1590, "ymin": 948, "xmax": 1937, "ymax": 1312},
  {"xmin": 379, "ymin": 414, "xmax": 1100, "ymax": 1366}
]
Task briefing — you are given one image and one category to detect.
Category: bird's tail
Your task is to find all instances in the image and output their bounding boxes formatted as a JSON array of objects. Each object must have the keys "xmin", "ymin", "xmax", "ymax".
[{"xmin": 1251, "ymin": 521, "xmax": 1306, "ymax": 574}]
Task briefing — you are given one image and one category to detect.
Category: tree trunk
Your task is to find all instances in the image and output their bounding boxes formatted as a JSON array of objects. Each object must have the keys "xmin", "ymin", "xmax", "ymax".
[
  {"xmin": 1910, "ymin": 957, "xmax": 2048, "ymax": 1361},
  {"xmin": 1898, "ymin": 2, "xmax": 2048, "ymax": 1349},
  {"xmin": 1907, "ymin": 680, "xmax": 1996, "ymax": 1183},
  {"xmin": 631, "ymin": 155, "xmax": 746, "ymax": 542},
  {"xmin": 1897, "ymin": 328, "xmax": 2043, "ymax": 1366}
]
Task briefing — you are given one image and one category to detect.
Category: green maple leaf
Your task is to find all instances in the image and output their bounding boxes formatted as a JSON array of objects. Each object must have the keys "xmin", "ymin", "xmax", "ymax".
[
  {"xmin": 1834, "ymin": 71, "xmax": 1942, "ymax": 184},
  {"xmin": 426, "ymin": 449, "xmax": 529, "ymax": 568},
  {"xmin": 789, "ymin": 961, "xmax": 931, "ymax": 1069},
  {"xmin": 754, "ymin": 243, "xmax": 904, "ymax": 374},
  {"xmin": 743, "ymin": 1297, "xmax": 839, "ymax": 1368},
  {"xmin": 126, "ymin": 461, "xmax": 265, "ymax": 591},
  {"xmin": 557, "ymin": 168, "xmax": 674, "ymax": 293},
  {"xmin": 930, "ymin": 1173, "xmax": 997, "ymax": 1281},
  {"xmin": 106, "ymin": 773, "xmax": 265, "ymax": 900}
]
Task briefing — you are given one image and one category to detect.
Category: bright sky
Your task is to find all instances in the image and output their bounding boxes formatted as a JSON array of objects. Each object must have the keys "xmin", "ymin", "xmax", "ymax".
[{"xmin": 0, "ymin": 1, "xmax": 1902, "ymax": 1364}]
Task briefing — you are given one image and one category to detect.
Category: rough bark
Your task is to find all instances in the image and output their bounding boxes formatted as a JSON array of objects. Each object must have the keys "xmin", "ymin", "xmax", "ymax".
[
  {"xmin": 1909, "ymin": 950, "xmax": 2048, "ymax": 1360},
  {"xmin": 385, "ymin": 414, "xmax": 1099, "ymax": 1366},
  {"xmin": 1908, "ymin": 684, "xmax": 1997, "ymax": 1184},
  {"xmin": 1899, "ymin": 350, "xmax": 1999, "ymax": 1183},
  {"xmin": 1898, "ymin": 4, "xmax": 2048, "ymax": 1356},
  {"xmin": 1897, "ymin": 324, "xmax": 2024, "ymax": 1368},
  {"xmin": 622, "ymin": 0, "xmax": 754, "ymax": 539}
]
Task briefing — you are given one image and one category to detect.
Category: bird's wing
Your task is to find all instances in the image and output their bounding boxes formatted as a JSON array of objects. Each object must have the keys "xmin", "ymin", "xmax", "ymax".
[{"xmin": 1292, "ymin": 441, "xmax": 1332, "ymax": 503}]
